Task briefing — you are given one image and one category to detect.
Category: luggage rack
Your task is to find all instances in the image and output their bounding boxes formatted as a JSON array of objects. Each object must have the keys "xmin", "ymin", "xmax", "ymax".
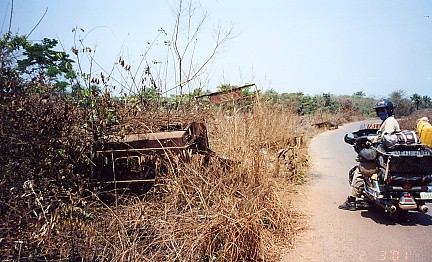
[
  {"xmin": 376, "ymin": 143, "xmax": 432, "ymax": 157},
  {"xmin": 375, "ymin": 144, "xmax": 432, "ymax": 178},
  {"xmin": 386, "ymin": 150, "xmax": 432, "ymax": 157}
]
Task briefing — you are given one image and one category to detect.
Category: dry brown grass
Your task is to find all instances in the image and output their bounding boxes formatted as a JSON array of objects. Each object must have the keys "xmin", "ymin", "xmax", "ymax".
[{"xmin": 72, "ymin": 99, "xmax": 316, "ymax": 261}]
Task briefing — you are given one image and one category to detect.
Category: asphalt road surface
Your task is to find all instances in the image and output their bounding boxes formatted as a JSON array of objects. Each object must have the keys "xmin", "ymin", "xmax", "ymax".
[{"xmin": 282, "ymin": 121, "xmax": 432, "ymax": 262}]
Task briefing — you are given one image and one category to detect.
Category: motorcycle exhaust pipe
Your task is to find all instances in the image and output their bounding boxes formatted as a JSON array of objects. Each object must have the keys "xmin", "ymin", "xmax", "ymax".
[
  {"xmin": 386, "ymin": 205, "xmax": 397, "ymax": 213},
  {"xmin": 418, "ymin": 205, "xmax": 429, "ymax": 213}
]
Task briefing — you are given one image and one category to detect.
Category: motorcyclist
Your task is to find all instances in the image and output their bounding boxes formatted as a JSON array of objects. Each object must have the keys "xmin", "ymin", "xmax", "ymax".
[{"xmin": 338, "ymin": 98, "xmax": 400, "ymax": 211}]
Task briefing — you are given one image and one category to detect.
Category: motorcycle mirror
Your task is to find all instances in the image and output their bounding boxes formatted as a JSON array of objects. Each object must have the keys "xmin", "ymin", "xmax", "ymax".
[{"xmin": 344, "ymin": 133, "xmax": 355, "ymax": 145}]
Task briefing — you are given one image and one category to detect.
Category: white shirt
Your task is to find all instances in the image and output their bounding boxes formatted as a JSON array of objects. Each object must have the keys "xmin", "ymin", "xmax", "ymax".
[{"xmin": 377, "ymin": 116, "xmax": 400, "ymax": 138}]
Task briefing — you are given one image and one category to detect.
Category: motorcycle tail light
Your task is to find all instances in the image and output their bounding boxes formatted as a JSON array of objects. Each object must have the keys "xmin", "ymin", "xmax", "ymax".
[
  {"xmin": 402, "ymin": 183, "xmax": 412, "ymax": 190},
  {"xmin": 403, "ymin": 192, "xmax": 411, "ymax": 197}
]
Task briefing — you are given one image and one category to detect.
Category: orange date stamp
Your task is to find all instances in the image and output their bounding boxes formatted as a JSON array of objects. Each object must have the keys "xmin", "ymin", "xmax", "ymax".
[{"xmin": 359, "ymin": 250, "xmax": 412, "ymax": 261}]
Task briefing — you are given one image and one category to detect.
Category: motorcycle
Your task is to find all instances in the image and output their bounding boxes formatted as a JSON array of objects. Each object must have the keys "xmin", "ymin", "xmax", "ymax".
[{"xmin": 344, "ymin": 123, "xmax": 432, "ymax": 219}]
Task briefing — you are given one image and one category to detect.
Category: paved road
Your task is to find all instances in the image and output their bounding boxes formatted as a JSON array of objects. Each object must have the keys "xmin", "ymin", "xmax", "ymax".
[{"xmin": 282, "ymin": 121, "xmax": 432, "ymax": 262}]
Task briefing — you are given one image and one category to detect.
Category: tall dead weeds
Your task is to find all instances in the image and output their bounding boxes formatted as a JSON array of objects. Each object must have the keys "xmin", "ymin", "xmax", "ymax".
[{"xmin": 82, "ymin": 99, "xmax": 312, "ymax": 261}]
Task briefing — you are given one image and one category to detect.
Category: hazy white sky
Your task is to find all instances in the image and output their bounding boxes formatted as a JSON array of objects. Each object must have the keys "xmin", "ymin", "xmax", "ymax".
[{"xmin": 3, "ymin": 0, "xmax": 432, "ymax": 98}]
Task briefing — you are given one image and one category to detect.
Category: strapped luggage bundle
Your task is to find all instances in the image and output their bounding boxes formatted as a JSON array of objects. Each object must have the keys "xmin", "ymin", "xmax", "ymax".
[{"xmin": 382, "ymin": 130, "xmax": 421, "ymax": 149}]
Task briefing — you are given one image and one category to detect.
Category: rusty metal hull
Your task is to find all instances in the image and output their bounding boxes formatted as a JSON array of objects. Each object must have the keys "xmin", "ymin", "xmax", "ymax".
[{"xmin": 93, "ymin": 122, "xmax": 210, "ymax": 197}]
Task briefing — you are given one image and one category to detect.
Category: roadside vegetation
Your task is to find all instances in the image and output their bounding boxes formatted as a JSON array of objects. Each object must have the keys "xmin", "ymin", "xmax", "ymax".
[{"xmin": 2, "ymin": 2, "xmax": 432, "ymax": 260}]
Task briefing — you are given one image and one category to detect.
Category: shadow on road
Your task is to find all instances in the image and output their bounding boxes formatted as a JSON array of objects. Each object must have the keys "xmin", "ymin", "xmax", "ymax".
[{"xmin": 359, "ymin": 205, "xmax": 432, "ymax": 226}]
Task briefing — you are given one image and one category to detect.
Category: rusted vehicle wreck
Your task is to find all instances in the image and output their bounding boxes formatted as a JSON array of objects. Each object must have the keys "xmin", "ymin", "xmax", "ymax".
[{"xmin": 94, "ymin": 122, "xmax": 211, "ymax": 196}]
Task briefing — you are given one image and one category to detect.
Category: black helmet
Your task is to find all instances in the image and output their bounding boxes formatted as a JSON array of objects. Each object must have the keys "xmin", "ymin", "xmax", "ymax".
[{"xmin": 373, "ymin": 98, "xmax": 394, "ymax": 116}]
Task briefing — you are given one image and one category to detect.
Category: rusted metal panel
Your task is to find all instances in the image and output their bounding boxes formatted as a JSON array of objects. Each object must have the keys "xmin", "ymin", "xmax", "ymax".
[
  {"xmin": 94, "ymin": 122, "xmax": 212, "ymax": 197},
  {"xmin": 195, "ymin": 83, "xmax": 255, "ymax": 105},
  {"xmin": 103, "ymin": 131, "xmax": 188, "ymax": 152},
  {"xmin": 187, "ymin": 122, "xmax": 210, "ymax": 153},
  {"xmin": 208, "ymin": 89, "xmax": 243, "ymax": 104},
  {"xmin": 97, "ymin": 122, "xmax": 209, "ymax": 155}
]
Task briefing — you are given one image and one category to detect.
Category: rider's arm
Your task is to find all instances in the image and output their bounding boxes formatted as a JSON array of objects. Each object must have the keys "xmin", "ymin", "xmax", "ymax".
[{"xmin": 367, "ymin": 135, "xmax": 379, "ymax": 143}]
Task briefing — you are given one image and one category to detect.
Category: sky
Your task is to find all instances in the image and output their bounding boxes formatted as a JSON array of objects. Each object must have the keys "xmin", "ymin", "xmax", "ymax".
[{"xmin": 2, "ymin": 0, "xmax": 432, "ymax": 98}]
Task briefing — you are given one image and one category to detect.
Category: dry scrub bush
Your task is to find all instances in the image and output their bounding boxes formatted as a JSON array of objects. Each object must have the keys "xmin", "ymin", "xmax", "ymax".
[
  {"xmin": 0, "ymin": 92, "xmax": 95, "ymax": 260},
  {"xmin": 398, "ymin": 108, "xmax": 432, "ymax": 130}
]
